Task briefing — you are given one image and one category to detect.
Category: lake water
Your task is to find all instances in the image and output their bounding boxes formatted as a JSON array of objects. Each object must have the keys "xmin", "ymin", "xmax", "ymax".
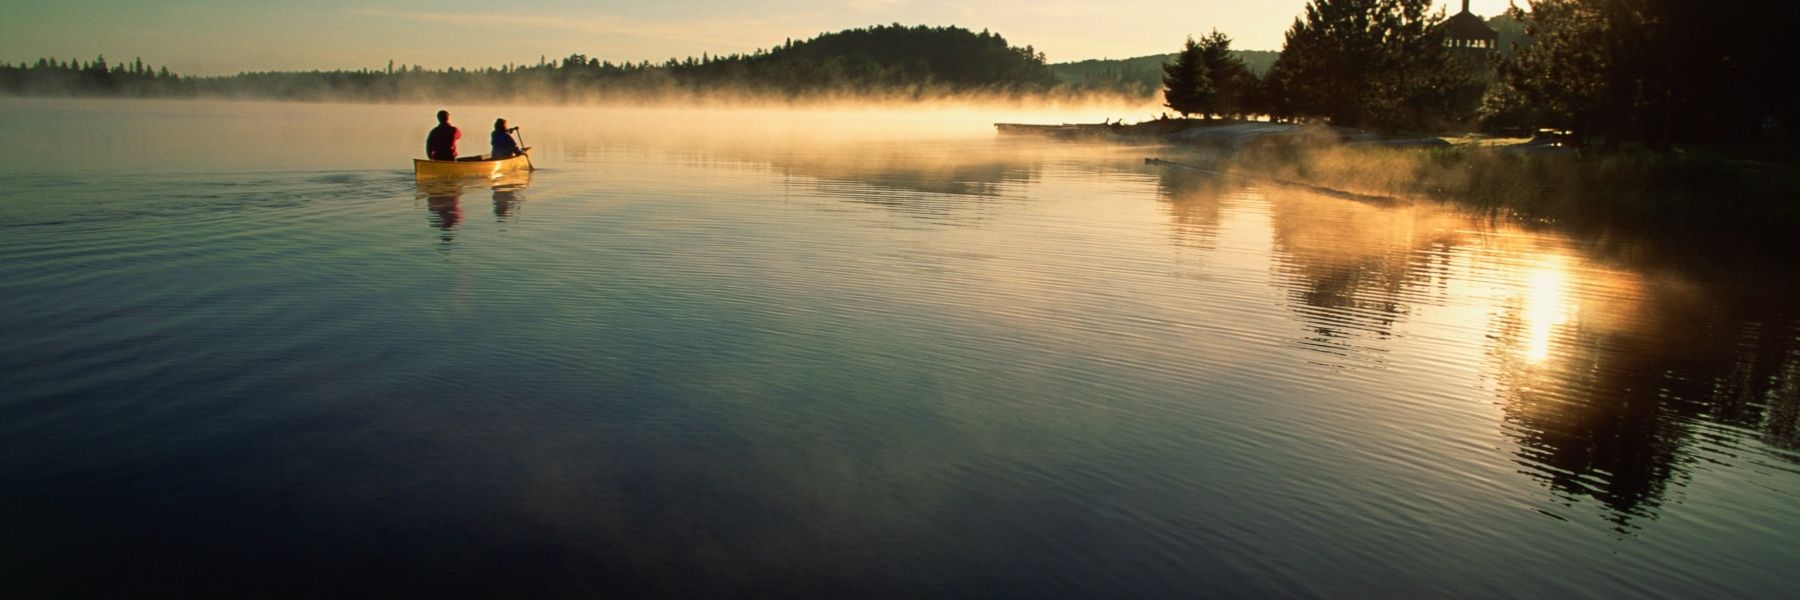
[{"xmin": 2, "ymin": 98, "xmax": 1797, "ymax": 597}]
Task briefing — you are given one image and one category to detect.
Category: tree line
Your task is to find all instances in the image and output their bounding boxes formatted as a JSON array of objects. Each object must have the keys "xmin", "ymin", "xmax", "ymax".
[
  {"xmin": 670, "ymin": 24, "xmax": 1057, "ymax": 94},
  {"xmin": 5, "ymin": 7, "xmax": 1787, "ymax": 145},
  {"xmin": 1050, "ymin": 50, "xmax": 1277, "ymax": 98},
  {"xmin": 1158, "ymin": 0, "xmax": 1791, "ymax": 144},
  {"xmin": 1157, "ymin": 1, "xmax": 1494, "ymax": 132},
  {"xmin": 3, "ymin": 25, "xmax": 1056, "ymax": 103},
  {"xmin": 1494, "ymin": 0, "xmax": 1788, "ymax": 145},
  {"xmin": 0, "ymin": 56, "xmax": 192, "ymax": 97}
]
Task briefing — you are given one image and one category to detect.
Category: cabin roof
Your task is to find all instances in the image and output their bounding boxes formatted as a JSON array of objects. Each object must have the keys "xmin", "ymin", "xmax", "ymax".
[{"xmin": 1444, "ymin": 10, "xmax": 1499, "ymax": 40}]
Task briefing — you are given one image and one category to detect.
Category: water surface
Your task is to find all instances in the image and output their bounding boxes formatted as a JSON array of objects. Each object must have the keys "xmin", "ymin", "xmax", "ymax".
[{"xmin": 2, "ymin": 98, "xmax": 1797, "ymax": 597}]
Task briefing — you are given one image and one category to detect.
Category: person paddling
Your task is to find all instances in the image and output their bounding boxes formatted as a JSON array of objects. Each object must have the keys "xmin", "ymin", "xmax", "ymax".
[
  {"xmin": 491, "ymin": 118, "xmax": 529, "ymax": 159},
  {"xmin": 425, "ymin": 110, "xmax": 460, "ymax": 161}
]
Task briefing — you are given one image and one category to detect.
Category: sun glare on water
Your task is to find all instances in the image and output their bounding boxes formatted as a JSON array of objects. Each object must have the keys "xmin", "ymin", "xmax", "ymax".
[{"xmin": 1521, "ymin": 257, "xmax": 1573, "ymax": 363}]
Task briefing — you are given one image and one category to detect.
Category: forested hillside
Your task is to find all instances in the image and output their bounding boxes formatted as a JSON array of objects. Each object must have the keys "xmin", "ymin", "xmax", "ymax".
[
  {"xmin": 674, "ymin": 24, "xmax": 1057, "ymax": 93},
  {"xmin": 1049, "ymin": 50, "xmax": 1276, "ymax": 98},
  {"xmin": 5, "ymin": 24, "xmax": 1056, "ymax": 102}
]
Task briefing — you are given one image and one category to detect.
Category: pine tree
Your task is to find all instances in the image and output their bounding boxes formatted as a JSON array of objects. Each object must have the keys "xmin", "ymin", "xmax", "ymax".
[
  {"xmin": 1195, "ymin": 30, "xmax": 1253, "ymax": 119},
  {"xmin": 1269, "ymin": 0, "xmax": 1449, "ymax": 130},
  {"xmin": 1162, "ymin": 37, "xmax": 1213, "ymax": 117}
]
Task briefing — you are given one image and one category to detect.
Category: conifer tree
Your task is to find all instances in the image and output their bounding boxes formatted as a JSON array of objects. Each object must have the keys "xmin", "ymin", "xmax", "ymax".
[
  {"xmin": 1195, "ymin": 30, "xmax": 1253, "ymax": 119},
  {"xmin": 1161, "ymin": 37, "xmax": 1213, "ymax": 117},
  {"xmin": 1268, "ymin": 0, "xmax": 1448, "ymax": 130}
]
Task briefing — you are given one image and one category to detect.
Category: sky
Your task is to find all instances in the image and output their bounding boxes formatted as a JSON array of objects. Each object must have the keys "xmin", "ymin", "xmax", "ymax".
[{"xmin": 0, "ymin": 1, "xmax": 1517, "ymax": 75}]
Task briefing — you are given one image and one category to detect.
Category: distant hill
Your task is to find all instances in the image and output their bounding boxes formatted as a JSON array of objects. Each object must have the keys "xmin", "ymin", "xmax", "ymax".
[
  {"xmin": 188, "ymin": 24, "xmax": 1060, "ymax": 102},
  {"xmin": 675, "ymin": 24, "xmax": 1058, "ymax": 92},
  {"xmin": 1049, "ymin": 50, "xmax": 1277, "ymax": 97},
  {"xmin": 16, "ymin": 26, "xmax": 1283, "ymax": 102}
]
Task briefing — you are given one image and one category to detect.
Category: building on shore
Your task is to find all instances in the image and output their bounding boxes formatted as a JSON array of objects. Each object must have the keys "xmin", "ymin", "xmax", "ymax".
[{"xmin": 1443, "ymin": 0, "xmax": 1499, "ymax": 51}]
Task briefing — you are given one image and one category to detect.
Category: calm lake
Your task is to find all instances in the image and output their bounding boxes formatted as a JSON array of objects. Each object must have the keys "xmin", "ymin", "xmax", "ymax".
[{"xmin": 2, "ymin": 98, "xmax": 1797, "ymax": 597}]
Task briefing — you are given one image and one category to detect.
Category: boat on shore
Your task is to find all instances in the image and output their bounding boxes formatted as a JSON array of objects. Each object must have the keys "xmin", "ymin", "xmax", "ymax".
[{"xmin": 414, "ymin": 153, "xmax": 532, "ymax": 180}]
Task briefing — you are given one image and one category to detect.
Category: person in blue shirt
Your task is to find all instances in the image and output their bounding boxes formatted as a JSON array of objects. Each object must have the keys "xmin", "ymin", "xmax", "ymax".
[{"xmin": 491, "ymin": 118, "xmax": 527, "ymax": 158}]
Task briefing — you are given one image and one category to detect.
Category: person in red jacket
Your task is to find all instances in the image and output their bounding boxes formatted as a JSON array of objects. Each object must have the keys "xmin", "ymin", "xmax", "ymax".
[{"xmin": 425, "ymin": 110, "xmax": 460, "ymax": 161}]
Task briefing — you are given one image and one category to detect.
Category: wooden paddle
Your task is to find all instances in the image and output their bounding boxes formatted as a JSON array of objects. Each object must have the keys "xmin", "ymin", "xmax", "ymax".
[{"xmin": 512, "ymin": 127, "xmax": 535, "ymax": 171}]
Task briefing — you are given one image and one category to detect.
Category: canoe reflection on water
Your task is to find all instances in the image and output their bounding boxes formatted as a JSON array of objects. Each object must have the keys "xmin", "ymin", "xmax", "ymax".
[{"xmin": 415, "ymin": 170, "xmax": 533, "ymax": 238}]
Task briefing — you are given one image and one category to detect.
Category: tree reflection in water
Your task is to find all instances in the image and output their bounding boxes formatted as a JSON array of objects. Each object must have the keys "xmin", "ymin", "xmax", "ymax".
[
  {"xmin": 1155, "ymin": 168, "xmax": 1229, "ymax": 254},
  {"xmin": 762, "ymin": 142, "xmax": 1040, "ymax": 225},
  {"xmin": 1264, "ymin": 178, "xmax": 1465, "ymax": 367},
  {"xmin": 1486, "ymin": 261, "xmax": 1800, "ymax": 530},
  {"xmin": 1158, "ymin": 170, "xmax": 1800, "ymax": 530}
]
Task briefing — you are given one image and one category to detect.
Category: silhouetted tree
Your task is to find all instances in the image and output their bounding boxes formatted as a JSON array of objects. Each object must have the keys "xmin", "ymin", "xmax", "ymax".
[
  {"xmin": 1195, "ymin": 30, "xmax": 1254, "ymax": 118},
  {"xmin": 1049, "ymin": 50, "xmax": 1275, "ymax": 100},
  {"xmin": 0, "ymin": 55, "xmax": 191, "ymax": 97},
  {"xmin": 1268, "ymin": 0, "xmax": 1455, "ymax": 130},
  {"xmin": 1493, "ymin": 1, "xmax": 1610, "ymax": 144},
  {"xmin": 1257, "ymin": 53, "xmax": 1295, "ymax": 122},
  {"xmin": 1498, "ymin": 0, "xmax": 1788, "ymax": 145},
  {"xmin": 1161, "ymin": 37, "xmax": 1212, "ymax": 117}
]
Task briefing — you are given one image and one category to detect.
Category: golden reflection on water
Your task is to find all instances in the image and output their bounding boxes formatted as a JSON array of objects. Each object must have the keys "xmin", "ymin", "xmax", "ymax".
[
  {"xmin": 8, "ymin": 100, "xmax": 1796, "ymax": 595},
  {"xmin": 1147, "ymin": 165, "xmax": 1799, "ymax": 530},
  {"xmin": 402, "ymin": 112, "xmax": 1795, "ymax": 535},
  {"xmin": 1521, "ymin": 259, "xmax": 1571, "ymax": 364}
]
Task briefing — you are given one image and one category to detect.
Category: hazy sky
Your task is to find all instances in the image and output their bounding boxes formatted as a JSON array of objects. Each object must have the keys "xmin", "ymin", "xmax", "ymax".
[{"xmin": 1, "ymin": 1, "xmax": 1517, "ymax": 75}]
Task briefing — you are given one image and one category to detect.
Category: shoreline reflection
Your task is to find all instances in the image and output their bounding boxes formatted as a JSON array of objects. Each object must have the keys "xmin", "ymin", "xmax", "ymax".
[{"xmin": 1157, "ymin": 171, "xmax": 1800, "ymax": 530}]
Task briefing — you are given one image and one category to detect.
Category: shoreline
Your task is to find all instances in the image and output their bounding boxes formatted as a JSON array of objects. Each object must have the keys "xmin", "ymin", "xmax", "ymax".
[{"xmin": 1001, "ymin": 117, "xmax": 1800, "ymax": 252}]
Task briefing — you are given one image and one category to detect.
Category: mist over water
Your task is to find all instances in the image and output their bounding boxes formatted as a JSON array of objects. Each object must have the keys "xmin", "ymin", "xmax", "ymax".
[
  {"xmin": 0, "ymin": 97, "xmax": 1158, "ymax": 173},
  {"xmin": 1, "ymin": 98, "xmax": 1796, "ymax": 597}
]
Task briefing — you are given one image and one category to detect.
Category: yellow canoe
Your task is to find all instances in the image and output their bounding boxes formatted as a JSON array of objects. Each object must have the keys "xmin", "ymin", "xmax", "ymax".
[{"xmin": 413, "ymin": 153, "xmax": 533, "ymax": 180}]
